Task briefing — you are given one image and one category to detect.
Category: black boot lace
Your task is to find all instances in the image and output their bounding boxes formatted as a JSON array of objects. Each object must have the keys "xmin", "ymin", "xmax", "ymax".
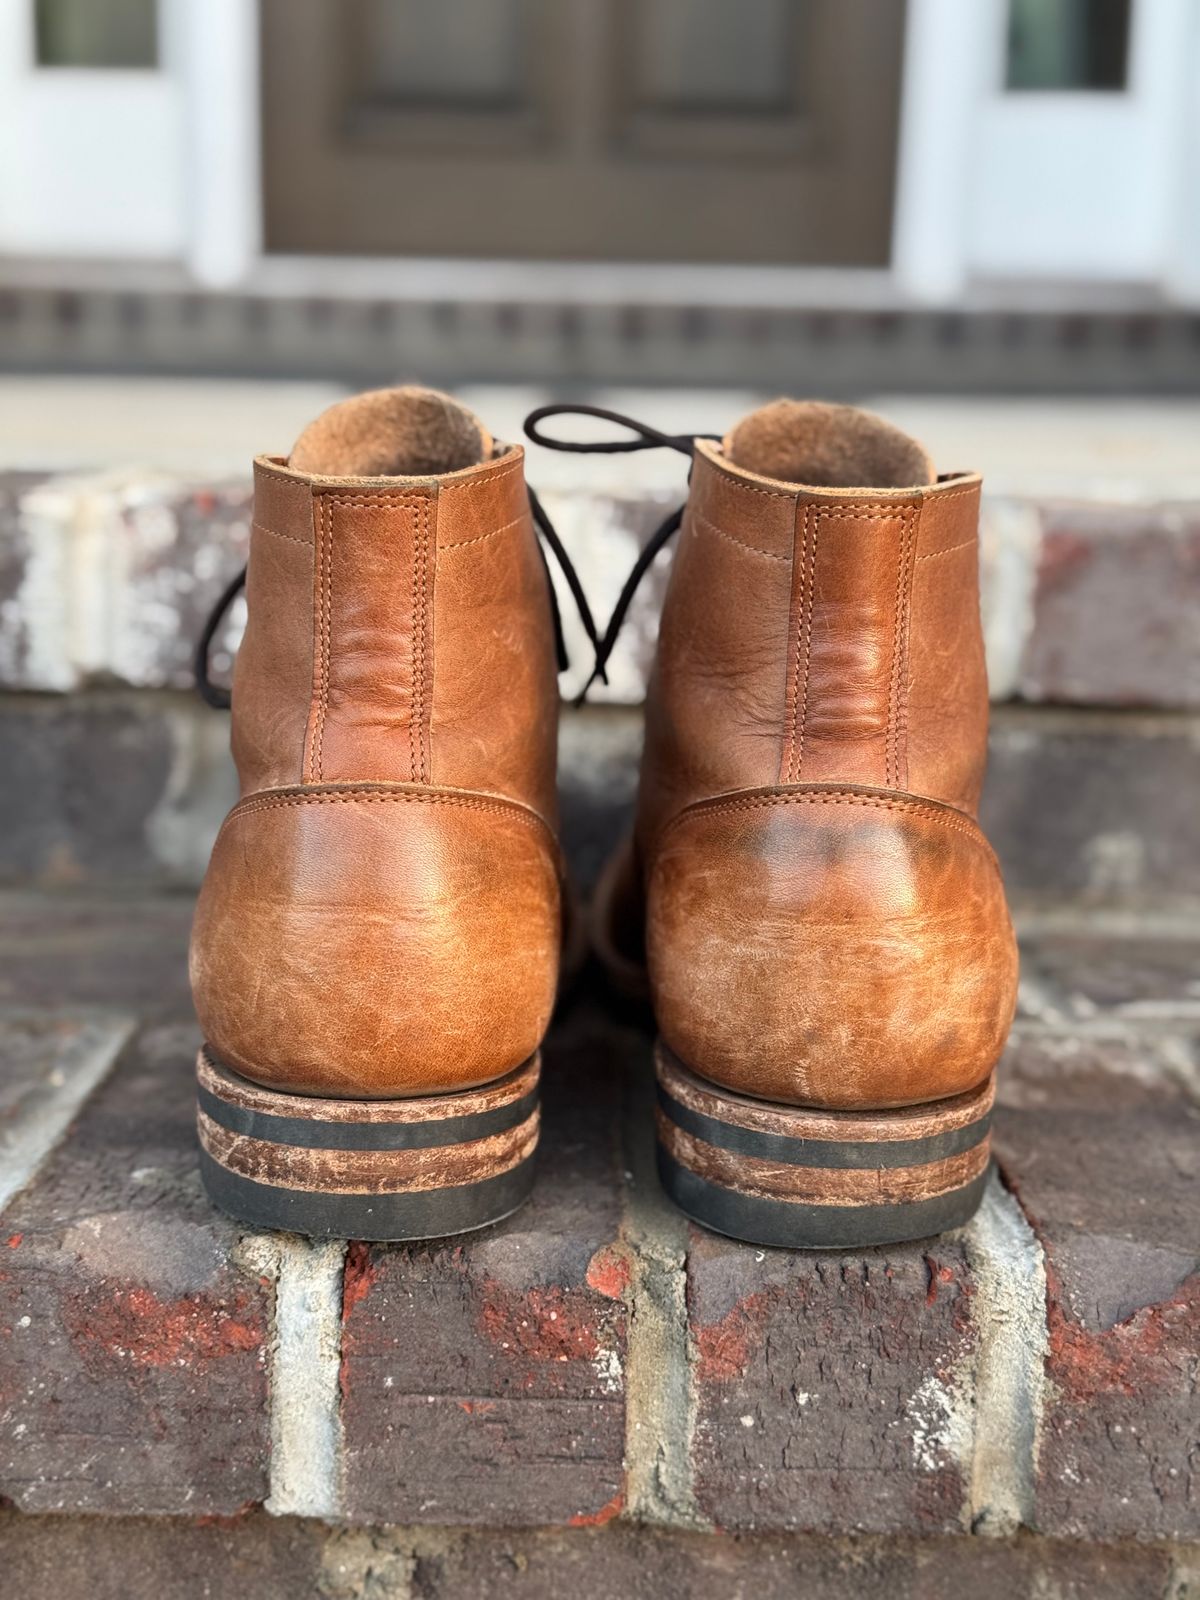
[{"xmin": 522, "ymin": 404, "xmax": 718, "ymax": 703}]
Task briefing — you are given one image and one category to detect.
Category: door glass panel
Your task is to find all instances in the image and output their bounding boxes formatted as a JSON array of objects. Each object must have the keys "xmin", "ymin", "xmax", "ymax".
[
  {"xmin": 358, "ymin": 0, "xmax": 526, "ymax": 108},
  {"xmin": 1006, "ymin": 0, "xmax": 1131, "ymax": 90},
  {"xmin": 35, "ymin": 0, "xmax": 157, "ymax": 68},
  {"xmin": 633, "ymin": 0, "xmax": 795, "ymax": 114}
]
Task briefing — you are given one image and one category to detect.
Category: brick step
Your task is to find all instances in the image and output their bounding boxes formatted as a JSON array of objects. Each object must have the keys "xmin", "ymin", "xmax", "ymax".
[
  {"xmin": 0, "ymin": 695, "xmax": 1197, "ymax": 912},
  {"xmin": 0, "ymin": 1511, "xmax": 1193, "ymax": 1600},
  {"xmin": 0, "ymin": 894, "xmax": 1196, "ymax": 1553},
  {"xmin": 1, "ymin": 467, "xmax": 1197, "ymax": 709}
]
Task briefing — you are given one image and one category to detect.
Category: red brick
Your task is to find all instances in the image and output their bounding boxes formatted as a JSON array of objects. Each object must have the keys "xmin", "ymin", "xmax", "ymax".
[
  {"xmin": 1019, "ymin": 929, "xmax": 1200, "ymax": 1020},
  {"xmin": 0, "ymin": 1024, "xmax": 270, "ymax": 1515},
  {"xmin": 0, "ymin": 892, "xmax": 194, "ymax": 1014},
  {"xmin": 394, "ymin": 1526, "xmax": 1177, "ymax": 1599},
  {"xmin": 983, "ymin": 708, "xmax": 1200, "ymax": 906},
  {"xmin": 994, "ymin": 1033, "xmax": 1200, "ymax": 1539},
  {"xmin": 0, "ymin": 1510, "xmax": 1177, "ymax": 1600},
  {"xmin": 337, "ymin": 1003, "xmax": 627, "ymax": 1527},
  {"xmin": 687, "ymin": 1234, "xmax": 977, "ymax": 1534},
  {"xmin": 1021, "ymin": 503, "xmax": 1200, "ymax": 708},
  {"xmin": 0, "ymin": 1508, "xmax": 323, "ymax": 1598}
]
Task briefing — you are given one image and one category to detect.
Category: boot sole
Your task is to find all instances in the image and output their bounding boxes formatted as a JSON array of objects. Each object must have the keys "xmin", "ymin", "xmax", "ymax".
[
  {"xmin": 196, "ymin": 1047, "xmax": 539, "ymax": 1240},
  {"xmin": 655, "ymin": 1043, "xmax": 992, "ymax": 1249}
]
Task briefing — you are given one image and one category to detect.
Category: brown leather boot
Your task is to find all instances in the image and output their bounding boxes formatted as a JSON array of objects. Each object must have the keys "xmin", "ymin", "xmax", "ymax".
[
  {"xmin": 191, "ymin": 387, "xmax": 584, "ymax": 1240},
  {"xmin": 545, "ymin": 399, "xmax": 1018, "ymax": 1248}
]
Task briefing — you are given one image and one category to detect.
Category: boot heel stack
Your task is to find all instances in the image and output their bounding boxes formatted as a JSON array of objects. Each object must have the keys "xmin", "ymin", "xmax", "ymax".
[
  {"xmin": 197, "ymin": 1048, "xmax": 540, "ymax": 1241},
  {"xmin": 654, "ymin": 1044, "xmax": 993, "ymax": 1249}
]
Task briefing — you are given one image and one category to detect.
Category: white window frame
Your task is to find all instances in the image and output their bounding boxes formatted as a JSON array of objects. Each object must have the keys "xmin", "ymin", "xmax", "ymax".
[
  {"xmin": 0, "ymin": 0, "xmax": 258, "ymax": 280},
  {"xmin": 893, "ymin": 0, "xmax": 1200, "ymax": 303},
  {"xmin": 0, "ymin": 0, "xmax": 186, "ymax": 259}
]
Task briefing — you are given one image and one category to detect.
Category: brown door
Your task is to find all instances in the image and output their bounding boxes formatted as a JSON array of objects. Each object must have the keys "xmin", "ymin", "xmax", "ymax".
[{"xmin": 262, "ymin": 0, "xmax": 905, "ymax": 266}]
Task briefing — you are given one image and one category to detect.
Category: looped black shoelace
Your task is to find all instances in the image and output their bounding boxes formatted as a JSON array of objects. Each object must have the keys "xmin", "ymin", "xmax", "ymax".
[
  {"xmin": 523, "ymin": 404, "xmax": 718, "ymax": 702},
  {"xmin": 194, "ymin": 479, "xmax": 602, "ymax": 710}
]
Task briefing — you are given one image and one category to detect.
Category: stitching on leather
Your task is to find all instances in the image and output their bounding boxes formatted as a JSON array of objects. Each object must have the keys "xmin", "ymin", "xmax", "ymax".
[
  {"xmin": 896, "ymin": 507, "xmax": 918, "ymax": 788},
  {"xmin": 217, "ymin": 788, "xmax": 568, "ymax": 886},
  {"xmin": 792, "ymin": 504, "xmax": 817, "ymax": 782},
  {"xmin": 923, "ymin": 487, "xmax": 980, "ymax": 505},
  {"xmin": 224, "ymin": 788, "xmax": 554, "ymax": 841},
  {"xmin": 916, "ymin": 537, "xmax": 977, "ymax": 562},
  {"xmin": 692, "ymin": 508, "xmax": 789, "ymax": 561},
  {"xmin": 317, "ymin": 496, "xmax": 333, "ymax": 782},
  {"xmin": 664, "ymin": 790, "xmax": 995, "ymax": 856},
  {"xmin": 313, "ymin": 493, "xmax": 429, "ymax": 508},
  {"xmin": 410, "ymin": 497, "xmax": 426, "ymax": 782},
  {"xmin": 782, "ymin": 503, "xmax": 805, "ymax": 784},
  {"xmin": 252, "ymin": 520, "xmax": 312, "ymax": 549},
  {"xmin": 798, "ymin": 490, "xmax": 978, "ymax": 517},
  {"xmin": 301, "ymin": 500, "xmax": 317, "ymax": 782},
  {"xmin": 301, "ymin": 503, "xmax": 317, "ymax": 783},
  {"xmin": 438, "ymin": 460, "xmax": 522, "ymax": 496},
  {"xmin": 439, "ymin": 511, "xmax": 528, "ymax": 551},
  {"xmin": 809, "ymin": 506, "xmax": 916, "ymax": 521},
  {"xmin": 309, "ymin": 493, "xmax": 427, "ymax": 784},
  {"xmin": 702, "ymin": 458, "xmax": 796, "ymax": 502},
  {"xmin": 885, "ymin": 508, "xmax": 912, "ymax": 787},
  {"xmin": 306, "ymin": 496, "xmax": 333, "ymax": 785},
  {"xmin": 785, "ymin": 502, "xmax": 922, "ymax": 787},
  {"xmin": 419, "ymin": 494, "xmax": 431, "ymax": 784},
  {"xmin": 896, "ymin": 505, "xmax": 921, "ymax": 787}
]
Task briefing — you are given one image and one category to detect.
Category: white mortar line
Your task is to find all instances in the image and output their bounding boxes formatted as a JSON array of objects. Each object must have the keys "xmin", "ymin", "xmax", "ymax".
[
  {"xmin": 0, "ymin": 1012, "xmax": 135, "ymax": 1213},
  {"xmin": 620, "ymin": 1042, "xmax": 709, "ymax": 1530},
  {"xmin": 1166, "ymin": 1546, "xmax": 1200, "ymax": 1600},
  {"xmin": 962, "ymin": 1171, "xmax": 1048, "ymax": 1536},
  {"xmin": 259, "ymin": 1235, "xmax": 348, "ymax": 1519}
]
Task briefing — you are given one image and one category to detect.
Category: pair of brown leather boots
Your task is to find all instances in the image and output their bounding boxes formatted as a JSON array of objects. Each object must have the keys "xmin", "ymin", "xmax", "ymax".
[{"xmin": 190, "ymin": 386, "xmax": 1018, "ymax": 1250}]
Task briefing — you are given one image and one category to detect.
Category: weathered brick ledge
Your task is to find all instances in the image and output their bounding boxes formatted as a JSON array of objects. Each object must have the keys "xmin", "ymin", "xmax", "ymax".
[
  {"xmin": 1, "ymin": 895, "xmax": 1196, "ymax": 1570},
  {"xmin": 1, "ymin": 469, "xmax": 1197, "ymax": 708},
  {"xmin": 1, "ymin": 1512, "xmax": 1196, "ymax": 1600},
  {"xmin": 2, "ymin": 696, "xmax": 1199, "ymax": 914}
]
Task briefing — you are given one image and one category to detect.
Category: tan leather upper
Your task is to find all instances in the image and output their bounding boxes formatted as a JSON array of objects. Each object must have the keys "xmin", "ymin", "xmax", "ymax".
[
  {"xmin": 191, "ymin": 390, "xmax": 562, "ymax": 1098},
  {"xmin": 623, "ymin": 403, "xmax": 1017, "ymax": 1111}
]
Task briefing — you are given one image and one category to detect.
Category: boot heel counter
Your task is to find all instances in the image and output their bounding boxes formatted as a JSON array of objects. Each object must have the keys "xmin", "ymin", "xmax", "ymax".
[
  {"xmin": 190, "ymin": 785, "xmax": 561, "ymax": 1098},
  {"xmin": 646, "ymin": 787, "xmax": 1017, "ymax": 1111}
]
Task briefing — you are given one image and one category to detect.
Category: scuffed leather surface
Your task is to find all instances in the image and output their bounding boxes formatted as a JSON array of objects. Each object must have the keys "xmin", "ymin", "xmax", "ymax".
[
  {"xmin": 636, "ymin": 450, "xmax": 989, "ymax": 855},
  {"xmin": 780, "ymin": 495, "xmax": 920, "ymax": 790},
  {"xmin": 646, "ymin": 785, "xmax": 1018, "ymax": 1111},
  {"xmin": 231, "ymin": 461, "xmax": 317, "ymax": 794},
  {"xmin": 191, "ymin": 784, "xmax": 562, "ymax": 1098},
  {"xmin": 637, "ymin": 449, "xmax": 795, "ymax": 850},
  {"xmin": 624, "ymin": 435, "xmax": 1014, "ymax": 1113},
  {"xmin": 906, "ymin": 481, "xmax": 989, "ymax": 813},
  {"xmin": 431, "ymin": 453, "xmax": 559, "ymax": 822},
  {"xmin": 195, "ymin": 433, "xmax": 562, "ymax": 1098}
]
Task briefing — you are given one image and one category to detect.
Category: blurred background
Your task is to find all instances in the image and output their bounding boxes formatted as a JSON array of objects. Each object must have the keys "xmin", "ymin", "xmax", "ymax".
[{"xmin": 0, "ymin": 0, "xmax": 1197, "ymax": 391}]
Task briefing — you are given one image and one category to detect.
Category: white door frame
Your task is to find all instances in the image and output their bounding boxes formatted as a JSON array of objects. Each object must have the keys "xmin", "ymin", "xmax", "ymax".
[{"xmin": 893, "ymin": 0, "xmax": 1200, "ymax": 303}]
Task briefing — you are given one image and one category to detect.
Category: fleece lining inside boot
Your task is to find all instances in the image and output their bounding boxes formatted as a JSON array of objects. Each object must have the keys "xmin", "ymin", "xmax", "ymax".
[
  {"xmin": 725, "ymin": 399, "xmax": 934, "ymax": 489},
  {"xmin": 289, "ymin": 385, "xmax": 493, "ymax": 477}
]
